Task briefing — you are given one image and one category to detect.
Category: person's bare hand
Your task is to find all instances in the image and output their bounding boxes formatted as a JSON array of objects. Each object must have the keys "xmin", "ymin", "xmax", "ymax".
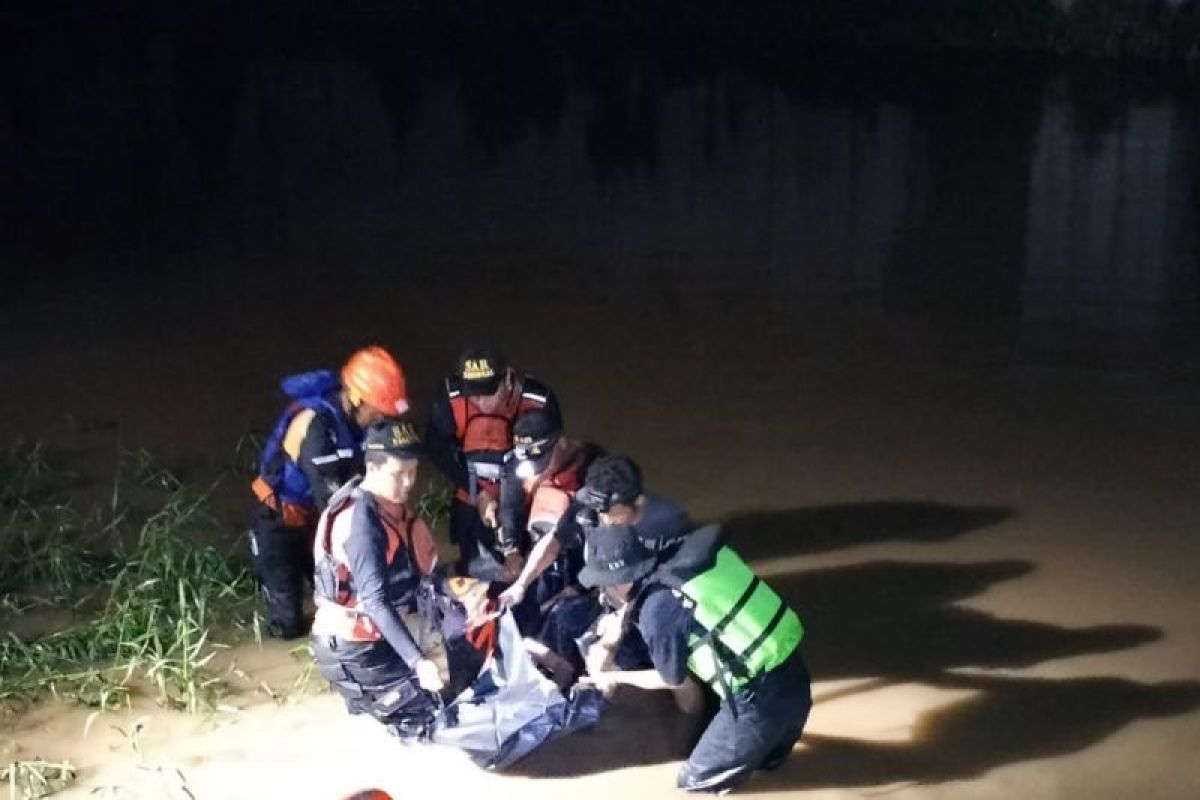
[
  {"xmin": 415, "ymin": 658, "xmax": 444, "ymax": 692},
  {"xmin": 476, "ymin": 495, "xmax": 499, "ymax": 528},
  {"xmin": 578, "ymin": 671, "xmax": 619, "ymax": 697},
  {"xmin": 498, "ymin": 581, "xmax": 526, "ymax": 610}
]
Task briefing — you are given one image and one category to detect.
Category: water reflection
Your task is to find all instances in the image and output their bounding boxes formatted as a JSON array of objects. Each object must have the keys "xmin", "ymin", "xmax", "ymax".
[{"xmin": 1, "ymin": 32, "xmax": 1197, "ymax": 356}]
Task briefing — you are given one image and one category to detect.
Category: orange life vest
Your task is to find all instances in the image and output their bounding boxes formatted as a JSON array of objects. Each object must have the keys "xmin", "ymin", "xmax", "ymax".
[
  {"xmin": 522, "ymin": 440, "xmax": 589, "ymax": 539},
  {"xmin": 448, "ymin": 374, "xmax": 548, "ymax": 503},
  {"xmin": 312, "ymin": 483, "xmax": 438, "ymax": 642}
]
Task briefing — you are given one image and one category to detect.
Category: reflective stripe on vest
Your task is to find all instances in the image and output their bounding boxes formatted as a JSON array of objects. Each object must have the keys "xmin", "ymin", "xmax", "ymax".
[
  {"xmin": 680, "ymin": 547, "xmax": 803, "ymax": 698},
  {"xmin": 448, "ymin": 377, "xmax": 547, "ymax": 458},
  {"xmin": 449, "ymin": 381, "xmax": 547, "ymax": 503},
  {"xmin": 255, "ymin": 392, "xmax": 359, "ymax": 511}
]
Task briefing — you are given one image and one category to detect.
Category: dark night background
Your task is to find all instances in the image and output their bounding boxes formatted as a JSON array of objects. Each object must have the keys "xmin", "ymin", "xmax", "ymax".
[{"xmin": 1, "ymin": 3, "xmax": 1199, "ymax": 799}]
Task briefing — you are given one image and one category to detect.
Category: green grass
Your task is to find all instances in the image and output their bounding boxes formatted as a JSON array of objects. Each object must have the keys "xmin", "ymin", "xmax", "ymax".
[
  {"xmin": 0, "ymin": 445, "xmax": 256, "ymax": 715},
  {"xmin": 0, "ymin": 440, "xmax": 459, "ymax": 719},
  {"xmin": 414, "ymin": 481, "xmax": 453, "ymax": 529},
  {"xmin": 0, "ymin": 758, "xmax": 77, "ymax": 799}
]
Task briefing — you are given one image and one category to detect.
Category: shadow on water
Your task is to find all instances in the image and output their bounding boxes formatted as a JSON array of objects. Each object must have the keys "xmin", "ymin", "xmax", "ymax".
[
  {"xmin": 772, "ymin": 559, "xmax": 1159, "ymax": 683},
  {"xmin": 514, "ymin": 503, "xmax": 1190, "ymax": 785},
  {"xmin": 754, "ymin": 674, "xmax": 1200, "ymax": 792}
]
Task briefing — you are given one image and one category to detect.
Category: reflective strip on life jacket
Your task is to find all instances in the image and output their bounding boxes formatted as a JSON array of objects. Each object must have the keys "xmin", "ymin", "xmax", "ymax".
[
  {"xmin": 679, "ymin": 547, "xmax": 803, "ymax": 699},
  {"xmin": 449, "ymin": 378, "xmax": 546, "ymax": 456},
  {"xmin": 448, "ymin": 377, "xmax": 549, "ymax": 504},
  {"xmin": 310, "ymin": 448, "xmax": 356, "ymax": 465},
  {"xmin": 254, "ymin": 389, "xmax": 359, "ymax": 512}
]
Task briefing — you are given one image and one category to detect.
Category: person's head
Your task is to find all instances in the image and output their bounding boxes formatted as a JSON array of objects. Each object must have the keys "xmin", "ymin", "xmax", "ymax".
[
  {"xmin": 579, "ymin": 456, "xmax": 646, "ymax": 527},
  {"xmin": 456, "ymin": 344, "xmax": 513, "ymax": 414},
  {"xmin": 577, "ymin": 524, "xmax": 656, "ymax": 607},
  {"xmin": 341, "ymin": 346, "xmax": 409, "ymax": 428},
  {"xmin": 361, "ymin": 420, "xmax": 422, "ymax": 504},
  {"xmin": 512, "ymin": 409, "xmax": 563, "ymax": 480}
]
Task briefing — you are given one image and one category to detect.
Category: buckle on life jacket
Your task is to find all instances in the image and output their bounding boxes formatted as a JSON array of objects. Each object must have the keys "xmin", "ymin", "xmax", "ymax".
[{"xmin": 251, "ymin": 476, "xmax": 315, "ymax": 529}]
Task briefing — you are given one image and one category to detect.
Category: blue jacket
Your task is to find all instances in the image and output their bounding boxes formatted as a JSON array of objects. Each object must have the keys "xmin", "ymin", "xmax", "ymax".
[{"xmin": 257, "ymin": 370, "xmax": 360, "ymax": 510}]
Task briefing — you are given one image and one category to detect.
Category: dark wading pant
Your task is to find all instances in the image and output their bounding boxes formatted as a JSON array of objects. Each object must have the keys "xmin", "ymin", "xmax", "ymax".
[
  {"xmin": 449, "ymin": 498, "xmax": 505, "ymax": 580},
  {"xmin": 678, "ymin": 649, "xmax": 812, "ymax": 794},
  {"xmin": 311, "ymin": 636, "xmax": 440, "ymax": 739},
  {"xmin": 249, "ymin": 504, "xmax": 314, "ymax": 639}
]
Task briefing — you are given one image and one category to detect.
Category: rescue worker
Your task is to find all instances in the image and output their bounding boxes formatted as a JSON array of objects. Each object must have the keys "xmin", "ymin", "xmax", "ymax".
[
  {"xmin": 498, "ymin": 454, "xmax": 691, "ymax": 678},
  {"xmin": 498, "ymin": 454, "xmax": 690, "ymax": 611},
  {"xmin": 494, "ymin": 409, "xmax": 603, "ymax": 685},
  {"xmin": 578, "ymin": 525, "xmax": 811, "ymax": 794},
  {"xmin": 496, "ymin": 408, "xmax": 602, "ymax": 589},
  {"xmin": 425, "ymin": 345, "xmax": 561, "ymax": 579},
  {"xmin": 311, "ymin": 419, "xmax": 446, "ymax": 738},
  {"xmin": 250, "ymin": 346, "xmax": 409, "ymax": 639}
]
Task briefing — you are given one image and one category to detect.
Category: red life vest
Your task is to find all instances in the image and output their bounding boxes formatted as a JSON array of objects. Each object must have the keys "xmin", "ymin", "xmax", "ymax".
[
  {"xmin": 448, "ymin": 374, "xmax": 548, "ymax": 503},
  {"xmin": 312, "ymin": 482, "xmax": 438, "ymax": 642},
  {"xmin": 522, "ymin": 440, "xmax": 589, "ymax": 539}
]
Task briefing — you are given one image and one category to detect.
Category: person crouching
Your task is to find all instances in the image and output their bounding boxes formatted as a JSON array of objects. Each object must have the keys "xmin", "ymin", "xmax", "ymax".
[
  {"xmin": 578, "ymin": 525, "xmax": 812, "ymax": 794},
  {"xmin": 311, "ymin": 419, "xmax": 446, "ymax": 738}
]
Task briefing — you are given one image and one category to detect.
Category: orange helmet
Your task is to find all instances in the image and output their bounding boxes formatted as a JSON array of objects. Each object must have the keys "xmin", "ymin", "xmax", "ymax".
[
  {"xmin": 343, "ymin": 792, "xmax": 393, "ymax": 800},
  {"xmin": 342, "ymin": 346, "xmax": 409, "ymax": 415}
]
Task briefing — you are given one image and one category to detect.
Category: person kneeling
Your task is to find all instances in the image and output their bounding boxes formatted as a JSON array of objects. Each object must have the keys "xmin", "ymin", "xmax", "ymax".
[
  {"xmin": 578, "ymin": 525, "xmax": 812, "ymax": 794},
  {"xmin": 311, "ymin": 420, "xmax": 445, "ymax": 738}
]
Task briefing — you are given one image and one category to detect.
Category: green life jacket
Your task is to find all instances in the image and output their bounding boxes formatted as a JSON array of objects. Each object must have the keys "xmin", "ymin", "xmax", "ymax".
[{"xmin": 651, "ymin": 525, "xmax": 804, "ymax": 700}]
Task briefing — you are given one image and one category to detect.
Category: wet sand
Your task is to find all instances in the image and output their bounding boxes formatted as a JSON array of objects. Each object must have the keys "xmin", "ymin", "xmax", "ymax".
[{"xmin": 3, "ymin": 287, "xmax": 1198, "ymax": 799}]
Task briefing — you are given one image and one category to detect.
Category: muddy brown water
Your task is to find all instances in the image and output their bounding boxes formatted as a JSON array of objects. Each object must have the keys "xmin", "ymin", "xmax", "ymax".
[{"xmin": 1, "ymin": 29, "xmax": 1199, "ymax": 800}]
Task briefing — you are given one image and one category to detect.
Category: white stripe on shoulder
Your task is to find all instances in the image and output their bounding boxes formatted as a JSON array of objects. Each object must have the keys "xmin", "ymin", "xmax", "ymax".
[
  {"xmin": 448, "ymin": 390, "xmax": 461, "ymax": 399},
  {"xmin": 522, "ymin": 391, "xmax": 547, "ymax": 403},
  {"xmin": 310, "ymin": 453, "xmax": 342, "ymax": 465}
]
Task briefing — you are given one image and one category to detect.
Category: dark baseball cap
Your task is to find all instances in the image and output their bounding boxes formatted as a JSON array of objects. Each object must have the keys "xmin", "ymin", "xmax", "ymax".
[
  {"xmin": 456, "ymin": 345, "xmax": 508, "ymax": 397},
  {"xmin": 577, "ymin": 525, "xmax": 657, "ymax": 588},
  {"xmin": 512, "ymin": 409, "xmax": 561, "ymax": 460},
  {"xmin": 363, "ymin": 419, "xmax": 422, "ymax": 458}
]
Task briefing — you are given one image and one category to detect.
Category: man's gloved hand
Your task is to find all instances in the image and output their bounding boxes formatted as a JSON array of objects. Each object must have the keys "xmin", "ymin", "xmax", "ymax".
[{"xmin": 414, "ymin": 658, "xmax": 444, "ymax": 693}]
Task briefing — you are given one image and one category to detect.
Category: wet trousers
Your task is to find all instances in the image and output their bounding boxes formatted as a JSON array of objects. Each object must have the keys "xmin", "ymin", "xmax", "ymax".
[
  {"xmin": 678, "ymin": 649, "xmax": 812, "ymax": 794},
  {"xmin": 249, "ymin": 503, "xmax": 313, "ymax": 639},
  {"xmin": 311, "ymin": 635, "xmax": 439, "ymax": 738},
  {"xmin": 449, "ymin": 498, "xmax": 505, "ymax": 579}
]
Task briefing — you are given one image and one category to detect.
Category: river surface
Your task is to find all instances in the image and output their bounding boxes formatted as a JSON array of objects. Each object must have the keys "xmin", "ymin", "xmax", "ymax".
[{"xmin": 1, "ymin": 23, "xmax": 1199, "ymax": 800}]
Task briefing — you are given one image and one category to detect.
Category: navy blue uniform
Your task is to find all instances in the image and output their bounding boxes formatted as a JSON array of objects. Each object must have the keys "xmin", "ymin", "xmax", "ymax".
[{"xmin": 636, "ymin": 586, "xmax": 812, "ymax": 793}]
